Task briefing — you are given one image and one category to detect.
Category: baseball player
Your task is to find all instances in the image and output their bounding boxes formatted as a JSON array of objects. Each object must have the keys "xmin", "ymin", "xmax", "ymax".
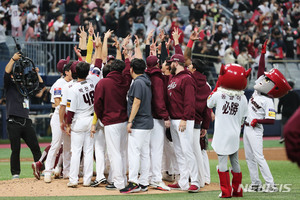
[
  {"xmin": 59, "ymin": 60, "xmax": 79, "ymax": 179},
  {"xmin": 44, "ymin": 58, "xmax": 73, "ymax": 183},
  {"xmin": 243, "ymin": 40, "xmax": 291, "ymax": 192},
  {"xmin": 65, "ymin": 61, "xmax": 100, "ymax": 187},
  {"xmin": 207, "ymin": 63, "xmax": 251, "ymax": 198},
  {"xmin": 120, "ymin": 58, "xmax": 153, "ymax": 194},
  {"xmin": 166, "ymin": 54, "xmax": 200, "ymax": 193},
  {"xmin": 93, "ymin": 56, "xmax": 131, "ymax": 190},
  {"xmin": 145, "ymin": 55, "xmax": 171, "ymax": 191}
]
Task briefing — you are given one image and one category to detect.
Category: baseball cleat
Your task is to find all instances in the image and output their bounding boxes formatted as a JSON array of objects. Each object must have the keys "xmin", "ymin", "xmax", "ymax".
[
  {"xmin": 139, "ymin": 184, "xmax": 148, "ymax": 192},
  {"xmin": 54, "ymin": 166, "xmax": 62, "ymax": 179},
  {"xmin": 32, "ymin": 161, "xmax": 42, "ymax": 180},
  {"xmin": 12, "ymin": 174, "xmax": 20, "ymax": 180},
  {"xmin": 162, "ymin": 171, "xmax": 174, "ymax": 182},
  {"xmin": 168, "ymin": 183, "xmax": 181, "ymax": 190},
  {"xmin": 67, "ymin": 182, "xmax": 78, "ymax": 188},
  {"xmin": 150, "ymin": 181, "xmax": 170, "ymax": 191},
  {"xmin": 90, "ymin": 178, "xmax": 108, "ymax": 187},
  {"xmin": 105, "ymin": 183, "xmax": 117, "ymax": 190},
  {"xmin": 188, "ymin": 185, "xmax": 200, "ymax": 193},
  {"xmin": 44, "ymin": 174, "xmax": 51, "ymax": 183},
  {"xmin": 120, "ymin": 182, "xmax": 141, "ymax": 193}
]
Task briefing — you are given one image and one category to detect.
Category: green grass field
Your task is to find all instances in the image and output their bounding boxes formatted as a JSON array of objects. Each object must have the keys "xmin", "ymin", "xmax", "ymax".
[{"xmin": 0, "ymin": 140, "xmax": 299, "ymax": 199}]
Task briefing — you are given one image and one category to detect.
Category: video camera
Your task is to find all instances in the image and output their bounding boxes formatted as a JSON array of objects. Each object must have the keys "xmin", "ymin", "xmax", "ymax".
[{"xmin": 12, "ymin": 37, "xmax": 39, "ymax": 97}]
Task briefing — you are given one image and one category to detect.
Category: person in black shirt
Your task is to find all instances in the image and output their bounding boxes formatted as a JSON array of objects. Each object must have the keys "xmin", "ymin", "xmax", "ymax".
[
  {"xmin": 278, "ymin": 81, "xmax": 300, "ymax": 143},
  {"xmin": 4, "ymin": 52, "xmax": 43, "ymax": 179}
]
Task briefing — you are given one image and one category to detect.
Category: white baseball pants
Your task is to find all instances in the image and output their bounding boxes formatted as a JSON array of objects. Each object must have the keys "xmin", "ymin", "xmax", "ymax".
[
  {"xmin": 104, "ymin": 122, "xmax": 128, "ymax": 189},
  {"xmin": 69, "ymin": 130, "xmax": 94, "ymax": 185},
  {"xmin": 193, "ymin": 128, "xmax": 205, "ymax": 187},
  {"xmin": 128, "ymin": 129, "xmax": 151, "ymax": 186},
  {"xmin": 94, "ymin": 126, "xmax": 106, "ymax": 182},
  {"xmin": 244, "ymin": 126, "xmax": 274, "ymax": 185},
  {"xmin": 150, "ymin": 119, "xmax": 165, "ymax": 183},
  {"xmin": 202, "ymin": 149, "xmax": 211, "ymax": 184},
  {"xmin": 62, "ymin": 131, "xmax": 71, "ymax": 178},
  {"xmin": 44, "ymin": 113, "xmax": 63, "ymax": 175},
  {"xmin": 170, "ymin": 119, "xmax": 200, "ymax": 190}
]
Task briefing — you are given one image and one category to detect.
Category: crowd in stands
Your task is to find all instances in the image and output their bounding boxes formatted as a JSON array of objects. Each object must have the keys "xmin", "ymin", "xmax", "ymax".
[{"xmin": 1, "ymin": 0, "xmax": 300, "ymax": 69}]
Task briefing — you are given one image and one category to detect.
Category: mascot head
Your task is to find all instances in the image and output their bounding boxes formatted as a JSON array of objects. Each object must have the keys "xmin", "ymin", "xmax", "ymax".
[
  {"xmin": 218, "ymin": 64, "xmax": 251, "ymax": 90},
  {"xmin": 254, "ymin": 69, "xmax": 292, "ymax": 98}
]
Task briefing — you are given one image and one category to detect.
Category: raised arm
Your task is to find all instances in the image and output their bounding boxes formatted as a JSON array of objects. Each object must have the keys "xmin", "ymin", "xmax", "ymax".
[
  {"xmin": 257, "ymin": 39, "xmax": 268, "ymax": 78},
  {"xmin": 134, "ymin": 35, "xmax": 143, "ymax": 59},
  {"xmin": 5, "ymin": 52, "xmax": 21, "ymax": 73},
  {"xmin": 159, "ymin": 29, "xmax": 168, "ymax": 64},
  {"xmin": 77, "ymin": 26, "xmax": 87, "ymax": 61},
  {"xmin": 172, "ymin": 28, "xmax": 183, "ymax": 55},
  {"xmin": 184, "ymin": 30, "xmax": 201, "ymax": 65},
  {"xmin": 113, "ymin": 36, "xmax": 121, "ymax": 60},
  {"xmin": 86, "ymin": 22, "xmax": 94, "ymax": 63},
  {"xmin": 102, "ymin": 30, "xmax": 113, "ymax": 63},
  {"xmin": 145, "ymin": 29, "xmax": 154, "ymax": 58}
]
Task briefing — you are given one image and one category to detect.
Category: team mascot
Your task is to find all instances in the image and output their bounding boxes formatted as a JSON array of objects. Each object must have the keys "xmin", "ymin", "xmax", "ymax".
[
  {"xmin": 207, "ymin": 62, "xmax": 251, "ymax": 198},
  {"xmin": 243, "ymin": 40, "xmax": 291, "ymax": 193}
]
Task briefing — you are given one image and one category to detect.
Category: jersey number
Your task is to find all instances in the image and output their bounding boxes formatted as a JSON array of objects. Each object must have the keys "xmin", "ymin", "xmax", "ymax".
[{"xmin": 83, "ymin": 91, "xmax": 94, "ymax": 105}]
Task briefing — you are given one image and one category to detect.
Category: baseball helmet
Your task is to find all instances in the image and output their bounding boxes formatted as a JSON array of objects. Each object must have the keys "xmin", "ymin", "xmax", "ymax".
[
  {"xmin": 264, "ymin": 69, "xmax": 292, "ymax": 98},
  {"xmin": 218, "ymin": 64, "xmax": 251, "ymax": 90},
  {"xmin": 56, "ymin": 56, "xmax": 70, "ymax": 73}
]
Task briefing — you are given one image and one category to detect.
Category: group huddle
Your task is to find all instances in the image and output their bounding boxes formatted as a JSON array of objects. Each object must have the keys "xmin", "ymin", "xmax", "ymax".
[{"xmin": 30, "ymin": 24, "xmax": 291, "ymax": 197}]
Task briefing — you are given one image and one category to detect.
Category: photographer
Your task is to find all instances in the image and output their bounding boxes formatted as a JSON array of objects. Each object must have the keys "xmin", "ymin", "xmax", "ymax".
[{"xmin": 4, "ymin": 52, "xmax": 44, "ymax": 179}]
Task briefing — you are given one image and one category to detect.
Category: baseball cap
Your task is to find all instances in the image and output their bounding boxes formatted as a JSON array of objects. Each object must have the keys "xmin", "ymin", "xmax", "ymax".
[
  {"xmin": 167, "ymin": 54, "xmax": 185, "ymax": 63},
  {"xmin": 146, "ymin": 55, "xmax": 159, "ymax": 67},
  {"xmin": 56, "ymin": 56, "xmax": 70, "ymax": 73},
  {"xmin": 70, "ymin": 61, "xmax": 79, "ymax": 74},
  {"xmin": 107, "ymin": 55, "xmax": 115, "ymax": 62}
]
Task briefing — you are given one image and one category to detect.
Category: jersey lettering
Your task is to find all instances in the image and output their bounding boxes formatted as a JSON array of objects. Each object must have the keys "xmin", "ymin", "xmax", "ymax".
[
  {"xmin": 250, "ymin": 97, "xmax": 262, "ymax": 109},
  {"xmin": 222, "ymin": 101, "xmax": 239, "ymax": 115},
  {"xmin": 83, "ymin": 91, "xmax": 95, "ymax": 105}
]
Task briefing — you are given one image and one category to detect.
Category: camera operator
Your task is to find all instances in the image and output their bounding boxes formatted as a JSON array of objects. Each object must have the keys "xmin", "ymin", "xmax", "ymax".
[{"xmin": 4, "ymin": 52, "xmax": 44, "ymax": 179}]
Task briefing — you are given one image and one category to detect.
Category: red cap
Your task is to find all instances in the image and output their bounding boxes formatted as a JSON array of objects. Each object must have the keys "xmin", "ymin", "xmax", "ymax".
[
  {"xmin": 218, "ymin": 63, "xmax": 251, "ymax": 90},
  {"xmin": 146, "ymin": 55, "xmax": 159, "ymax": 67},
  {"xmin": 56, "ymin": 56, "xmax": 70, "ymax": 73},
  {"xmin": 265, "ymin": 69, "xmax": 292, "ymax": 98},
  {"xmin": 167, "ymin": 54, "xmax": 185, "ymax": 63},
  {"xmin": 70, "ymin": 61, "xmax": 79, "ymax": 74}
]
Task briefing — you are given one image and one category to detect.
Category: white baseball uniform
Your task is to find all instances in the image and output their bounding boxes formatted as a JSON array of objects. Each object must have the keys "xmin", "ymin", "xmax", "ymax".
[
  {"xmin": 66, "ymin": 79, "xmax": 97, "ymax": 186},
  {"xmin": 60, "ymin": 79, "xmax": 77, "ymax": 178},
  {"xmin": 44, "ymin": 77, "xmax": 67, "ymax": 177},
  {"xmin": 243, "ymin": 90, "xmax": 275, "ymax": 186},
  {"xmin": 207, "ymin": 88, "xmax": 248, "ymax": 156}
]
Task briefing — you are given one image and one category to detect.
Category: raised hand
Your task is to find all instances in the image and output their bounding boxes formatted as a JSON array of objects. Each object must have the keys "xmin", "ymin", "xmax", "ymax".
[
  {"xmin": 190, "ymin": 30, "xmax": 201, "ymax": 41},
  {"xmin": 122, "ymin": 34, "xmax": 131, "ymax": 49},
  {"xmin": 146, "ymin": 29, "xmax": 155, "ymax": 44},
  {"xmin": 172, "ymin": 28, "xmax": 182, "ymax": 42},
  {"xmin": 12, "ymin": 52, "xmax": 21, "ymax": 61},
  {"xmin": 88, "ymin": 22, "xmax": 94, "ymax": 36},
  {"xmin": 74, "ymin": 45, "xmax": 82, "ymax": 58},
  {"xmin": 104, "ymin": 29, "xmax": 114, "ymax": 39},
  {"xmin": 159, "ymin": 29, "xmax": 166, "ymax": 42},
  {"xmin": 93, "ymin": 32, "xmax": 102, "ymax": 48},
  {"xmin": 112, "ymin": 36, "xmax": 120, "ymax": 49},
  {"xmin": 77, "ymin": 26, "xmax": 87, "ymax": 39},
  {"xmin": 134, "ymin": 35, "xmax": 140, "ymax": 47}
]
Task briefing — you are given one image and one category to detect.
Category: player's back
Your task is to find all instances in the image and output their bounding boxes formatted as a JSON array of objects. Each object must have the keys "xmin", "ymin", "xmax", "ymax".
[{"xmin": 68, "ymin": 79, "xmax": 95, "ymax": 118}]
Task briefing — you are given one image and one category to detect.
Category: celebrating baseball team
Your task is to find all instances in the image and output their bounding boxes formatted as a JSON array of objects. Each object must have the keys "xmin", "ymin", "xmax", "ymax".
[{"xmin": 19, "ymin": 22, "xmax": 292, "ymax": 197}]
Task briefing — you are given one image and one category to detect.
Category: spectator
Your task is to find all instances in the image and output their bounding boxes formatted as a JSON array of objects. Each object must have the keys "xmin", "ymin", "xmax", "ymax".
[
  {"xmin": 105, "ymin": 9, "xmax": 118, "ymax": 32},
  {"xmin": 0, "ymin": 11, "xmax": 9, "ymax": 61},
  {"xmin": 27, "ymin": 5, "xmax": 38, "ymax": 28},
  {"xmin": 25, "ymin": 20, "xmax": 37, "ymax": 41},
  {"xmin": 53, "ymin": 14, "xmax": 64, "ymax": 31}
]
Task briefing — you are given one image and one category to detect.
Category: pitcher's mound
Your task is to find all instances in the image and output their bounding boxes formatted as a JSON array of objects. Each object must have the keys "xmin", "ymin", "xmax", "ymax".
[{"xmin": 0, "ymin": 178, "xmax": 219, "ymax": 197}]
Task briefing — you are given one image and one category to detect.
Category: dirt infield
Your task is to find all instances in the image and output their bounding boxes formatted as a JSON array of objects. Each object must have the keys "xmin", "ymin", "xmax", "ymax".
[
  {"xmin": 0, "ymin": 147, "xmax": 287, "ymax": 197},
  {"xmin": 207, "ymin": 147, "xmax": 288, "ymax": 161},
  {"xmin": 0, "ymin": 178, "xmax": 219, "ymax": 197}
]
